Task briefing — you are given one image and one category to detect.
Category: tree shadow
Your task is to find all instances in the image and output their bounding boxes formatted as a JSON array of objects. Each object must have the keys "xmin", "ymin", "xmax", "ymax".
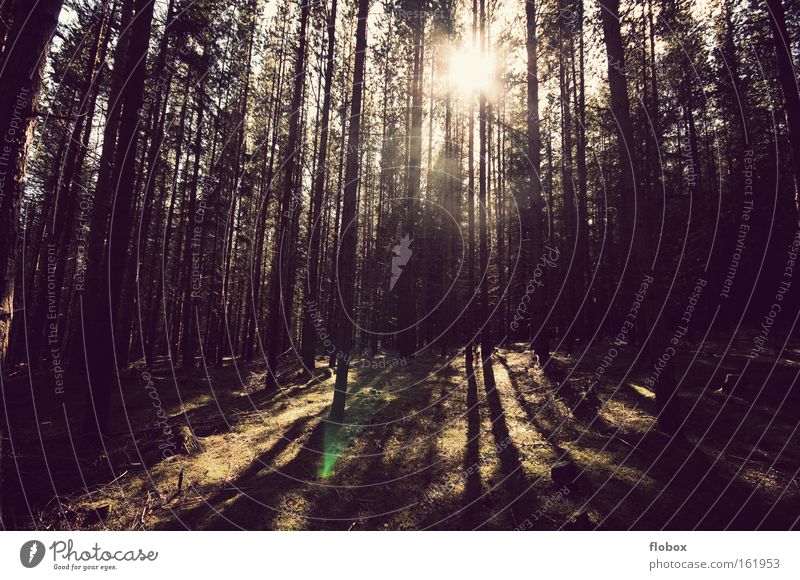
[
  {"xmin": 476, "ymin": 351, "xmax": 534, "ymax": 525},
  {"xmin": 173, "ymin": 364, "xmax": 445, "ymax": 529},
  {"xmin": 302, "ymin": 382, "xmax": 446, "ymax": 529},
  {"xmin": 497, "ymin": 354, "xmax": 798, "ymax": 530},
  {"xmin": 160, "ymin": 410, "xmax": 324, "ymax": 529},
  {"xmin": 461, "ymin": 351, "xmax": 483, "ymax": 527}
]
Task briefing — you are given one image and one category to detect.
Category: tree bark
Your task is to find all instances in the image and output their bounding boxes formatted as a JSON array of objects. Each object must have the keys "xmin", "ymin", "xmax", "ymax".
[
  {"xmin": 525, "ymin": 0, "xmax": 549, "ymax": 362},
  {"xmin": 301, "ymin": 0, "xmax": 338, "ymax": 372},
  {"xmin": 330, "ymin": 0, "xmax": 369, "ymax": 423},
  {"xmin": 0, "ymin": 0, "xmax": 64, "ymax": 529},
  {"xmin": 265, "ymin": 0, "xmax": 310, "ymax": 389},
  {"xmin": 82, "ymin": 0, "xmax": 155, "ymax": 438},
  {"xmin": 766, "ymin": 0, "xmax": 800, "ymax": 214}
]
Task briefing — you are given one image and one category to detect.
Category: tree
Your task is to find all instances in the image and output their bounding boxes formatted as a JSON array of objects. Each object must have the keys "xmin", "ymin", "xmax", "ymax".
[
  {"xmin": 81, "ymin": 0, "xmax": 155, "ymax": 438},
  {"xmin": 396, "ymin": 1, "xmax": 426, "ymax": 358},
  {"xmin": 301, "ymin": 0, "xmax": 339, "ymax": 373},
  {"xmin": 525, "ymin": 0, "xmax": 549, "ymax": 362},
  {"xmin": 0, "ymin": 0, "xmax": 64, "ymax": 526},
  {"xmin": 265, "ymin": 0, "xmax": 311, "ymax": 390},
  {"xmin": 330, "ymin": 0, "xmax": 370, "ymax": 422},
  {"xmin": 765, "ymin": 0, "xmax": 800, "ymax": 210},
  {"xmin": 478, "ymin": 0, "xmax": 491, "ymax": 366}
]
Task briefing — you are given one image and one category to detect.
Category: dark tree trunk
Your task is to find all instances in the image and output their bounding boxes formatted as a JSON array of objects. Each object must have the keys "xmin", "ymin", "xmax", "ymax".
[
  {"xmin": 265, "ymin": 0, "xmax": 310, "ymax": 389},
  {"xmin": 301, "ymin": 0, "xmax": 338, "ymax": 372},
  {"xmin": 466, "ymin": 0, "xmax": 477, "ymax": 365},
  {"xmin": 766, "ymin": 0, "xmax": 800, "ymax": 213},
  {"xmin": 478, "ymin": 0, "xmax": 491, "ymax": 366},
  {"xmin": 525, "ymin": 0, "xmax": 549, "ymax": 362},
  {"xmin": 82, "ymin": 0, "xmax": 155, "ymax": 439},
  {"xmin": 181, "ymin": 75, "xmax": 206, "ymax": 369},
  {"xmin": 330, "ymin": 0, "xmax": 369, "ymax": 423},
  {"xmin": 397, "ymin": 17, "xmax": 424, "ymax": 358},
  {"xmin": 598, "ymin": 0, "xmax": 646, "ymax": 292},
  {"xmin": 0, "ymin": 0, "xmax": 64, "ymax": 531}
]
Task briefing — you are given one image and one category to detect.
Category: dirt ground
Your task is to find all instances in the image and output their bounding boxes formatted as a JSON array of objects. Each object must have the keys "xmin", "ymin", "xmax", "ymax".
[{"xmin": 4, "ymin": 334, "xmax": 799, "ymax": 530}]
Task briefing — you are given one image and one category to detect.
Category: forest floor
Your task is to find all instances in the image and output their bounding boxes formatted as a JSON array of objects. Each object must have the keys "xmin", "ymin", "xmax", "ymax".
[{"xmin": 5, "ymin": 334, "xmax": 800, "ymax": 530}]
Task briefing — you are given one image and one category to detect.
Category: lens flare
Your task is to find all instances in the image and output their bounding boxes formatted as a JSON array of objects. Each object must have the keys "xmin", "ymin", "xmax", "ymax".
[{"xmin": 446, "ymin": 45, "xmax": 496, "ymax": 97}]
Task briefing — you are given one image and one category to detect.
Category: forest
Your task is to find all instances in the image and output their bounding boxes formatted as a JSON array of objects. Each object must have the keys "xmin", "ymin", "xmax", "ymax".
[{"xmin": 0, "ymin": 0, "xmax": 799, "ymax": 531}]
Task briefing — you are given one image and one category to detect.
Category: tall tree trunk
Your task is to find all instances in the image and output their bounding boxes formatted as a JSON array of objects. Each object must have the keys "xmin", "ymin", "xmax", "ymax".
[
  {"xmin": 466, "ymin": 0, "xmax": 477, "ymax": 365},
  {"xmin": 28, "ymin": 0, "xmax": 109, "ymax": 368},
  {"xmin": 330, "ymin": 0, "xmax": 369, "ymax": 423},
  {"xmin": 478, "ymin": 0, "xmax": 491, "ymax": 365},
  {"xmin": 397, "ymin": 16, "xmax": 424, "ymax": 358},
  {"xmin": 0, "ymin": 0, "xmax": 64, "ymax": 531},
  {"xmin": 82, "ymin": 0, "xmax": 155, "ymax": 438},
  {"xmin": 265, "ymin": 0, "xmax": 310, "ymax": 389},
  {"xmin": 301, "ymin": 0, "xmax": 338, "ymax": 372},
  {"xmin": 598, "ymin": 0, "xmax": 644, "ymax": 288},
  {"xmin": 766, "ymin": 0, "xmax": 800, "ymax": 214},
  {"xmin": 559, "ymin": 7, "xmax": 576, "ymax": 343},
  {"xmin": 574, "ymin": 0, "xmax": 589, "ymax": 341},
  {"xmin": 525, "ymin": 0, "xmax": 548, "ymax": 362}
]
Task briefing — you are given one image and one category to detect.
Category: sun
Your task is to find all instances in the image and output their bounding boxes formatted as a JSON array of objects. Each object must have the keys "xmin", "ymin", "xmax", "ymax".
[{"xmin": 446, "ymin": 45, "xmax": 496, "ymax": 98}]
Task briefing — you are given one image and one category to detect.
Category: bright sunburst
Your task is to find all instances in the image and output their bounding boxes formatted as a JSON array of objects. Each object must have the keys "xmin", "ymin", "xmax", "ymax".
[{"xmin": 446, "ymin": 45, "xmax": 496, "ymax": 98}]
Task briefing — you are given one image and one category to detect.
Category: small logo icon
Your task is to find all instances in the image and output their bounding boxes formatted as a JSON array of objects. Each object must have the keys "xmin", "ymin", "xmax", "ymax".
[
  {"xmin": 390, "ymin": 234, "xmax": 413, "ymax": 291},
  {"xmin": 20, "ymin": 540, "xmax": 46, "ymax": 568}
]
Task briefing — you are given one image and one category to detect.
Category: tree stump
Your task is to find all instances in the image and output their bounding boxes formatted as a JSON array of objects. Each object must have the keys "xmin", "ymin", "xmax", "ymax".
[{"xmin": 177, "ymin": 426, "xmax": 204, "ymax": 456}]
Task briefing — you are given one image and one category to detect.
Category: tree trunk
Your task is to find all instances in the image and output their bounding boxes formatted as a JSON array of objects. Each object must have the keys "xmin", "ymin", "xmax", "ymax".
[
  {"xmin": 0, "ymin": 0, "xmax": 64, "ymax": 531},
  {"xmin": 181, "ymin": 75, "xmax": 206, "ymax": 369},
  {"xmin": 301, "ymin": 0, "xmax": 338, "ymax": 372},
  {"xmin": 82, "ymin": 0, "xmax": 155, "ymax": 438},
  {"xmin": 525, "ymin": 0, "xmax": 549, "ymax": 362},
  {"xmin": 478, "ymin": 0, "xmax": 491, "ymax": 366},
  {"xmin": 766, "ymin": 0, "xmax": 800, "ymax": 214},
  {"xmin": 397, "ymin": 17, "xmax": 424, "ymax": 358},
  {"xmin": 466, "ymin": 0, "xmax": 477, "ymax": 365},
  {"xmin": 330, "ymin": 0, "xmax": 369, "ymax": 423},
  {"xmin": 598, "ymin": 0, "xmax": 645, "ymax": 290},
  {"xmin": 265, "ymin": 0, "xmax": 310, "ymax": 389}
]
